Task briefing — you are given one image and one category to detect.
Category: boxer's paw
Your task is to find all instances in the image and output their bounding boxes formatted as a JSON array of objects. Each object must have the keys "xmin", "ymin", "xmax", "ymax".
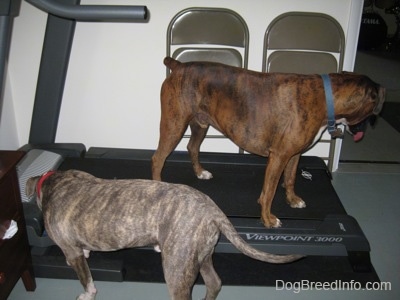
[
  {"xmin": 290, "ymin": 199, "xmax": 306, "ymax": 209},
  {"xmin": 271, "ymin": 218, "xmax": 282, "ymax": 228},
  {"xmin": 197, "ymin": 170, "xmax": 213, "ymax": 180},
  {"xmin": 287, "ymin": 195, "xmax": 306, "ymax": 209},
  {"xmin": 262, "ymin": 216, "xmax": 282, "ymax": 228},
  {"xmin": 272, "ymin": 218, "xmax": 282, "ymax": 228}
]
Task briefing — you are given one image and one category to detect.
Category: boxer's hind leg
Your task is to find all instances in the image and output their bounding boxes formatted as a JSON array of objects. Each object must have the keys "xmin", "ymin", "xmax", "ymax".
[
  {"xmin": 187, "ymin": 120, "xmax": 213, "ymax": 179},
  {"xmin": 282, "ymin": 154, "xmax": 306, "ymax": 208},
  {"xmin": 152, "ymin": 107, "xmax": 190, "ymax": 181}
]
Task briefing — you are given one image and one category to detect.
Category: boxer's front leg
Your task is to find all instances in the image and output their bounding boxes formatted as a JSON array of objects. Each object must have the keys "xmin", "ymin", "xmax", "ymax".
[
  {"xmin": 258, "ymin": 154, "xmax": 288, "ymax": 228},
  {"xmin": 283, "ymin": 154, "xmax": 306, "ymax": 208},
  {"xmin": 152, "ymin": 97, "xmax": 190, "ymax": 181}
]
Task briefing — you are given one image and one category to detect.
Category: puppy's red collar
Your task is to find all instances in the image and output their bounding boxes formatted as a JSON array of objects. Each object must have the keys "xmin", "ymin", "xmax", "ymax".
[{"xmin": 37, "ymin": 171, "xmax": 56, "ymax": 198}]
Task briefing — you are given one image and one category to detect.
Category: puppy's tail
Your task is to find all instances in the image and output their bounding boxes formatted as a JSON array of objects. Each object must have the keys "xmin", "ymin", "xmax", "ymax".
[
  {"xmin": 164, "ymin": 57, "xmax": 181, "ymax": 72},
  {"xmin": 218, "ymin": 216, "xmax": 304, "ymax": 264}
]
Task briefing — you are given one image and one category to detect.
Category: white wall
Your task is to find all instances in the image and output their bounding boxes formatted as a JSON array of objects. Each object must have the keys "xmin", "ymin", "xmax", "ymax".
[
  {"xmin": 1, "ymin": 0, "xmax": 364, "ymax": 169},
  {"xmin": 1, "ymin": 1, "xmax": 46, "ymax": 149},
  {"xmin": 0, "ymin": 74, "xmax": 19, "ymax": 148}
]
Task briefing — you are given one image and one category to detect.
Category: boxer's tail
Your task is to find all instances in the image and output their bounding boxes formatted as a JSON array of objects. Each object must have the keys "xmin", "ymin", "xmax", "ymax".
[
  {"xmin": 218, "ymin": 215, "xmax": 304, "ymax": 264},
  {"xmin": 164, "ymin": 57, "xmax": 181, "ymax": 71}
]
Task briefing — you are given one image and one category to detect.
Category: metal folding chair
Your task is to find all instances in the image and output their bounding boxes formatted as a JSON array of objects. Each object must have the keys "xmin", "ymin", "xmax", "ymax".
[
  {"xmin": 263, "ymin": 12, "xmax": 346, "ymax": 170},
  {"xmin": 167, "ymin": 7, "xmax": 249, "ymax": 72},
  {"xmin": 166, "ymin": 7, "xmax": 249, "ymax": 152}
]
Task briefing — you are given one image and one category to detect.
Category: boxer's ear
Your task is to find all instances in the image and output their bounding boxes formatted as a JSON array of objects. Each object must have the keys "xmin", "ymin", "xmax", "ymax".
[{"xmin": 26, "ymin": 176, "xmax": 40, "ymax": 197}]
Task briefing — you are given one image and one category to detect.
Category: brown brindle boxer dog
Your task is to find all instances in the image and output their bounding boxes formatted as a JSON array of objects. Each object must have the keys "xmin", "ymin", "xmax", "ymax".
[
  {"xmin": 152, "ymin": 57, "xmax": 385, "ymax": 228},
  {"xmin": 26, "ymin": 170, "xmax": 302, "ymax": 300}
]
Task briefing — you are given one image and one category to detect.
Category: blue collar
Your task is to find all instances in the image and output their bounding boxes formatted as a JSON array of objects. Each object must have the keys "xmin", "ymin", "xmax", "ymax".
[{"xmin": 321, "ymin": 74, "xmax": 342, "ymax": 138}]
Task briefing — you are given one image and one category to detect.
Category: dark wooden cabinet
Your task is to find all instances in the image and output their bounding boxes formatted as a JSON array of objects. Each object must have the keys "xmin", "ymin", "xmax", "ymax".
[{"xmin": 0, "ymin": 151, "xmax": 36, "ymax": 299}]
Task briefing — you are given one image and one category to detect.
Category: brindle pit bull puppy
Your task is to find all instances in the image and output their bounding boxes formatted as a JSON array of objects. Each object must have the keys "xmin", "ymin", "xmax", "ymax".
[
  {"xmin": 152, "ymin": 57, "xmax": 385, "ymax": 228},
  {"xmin": 26, "ymin": 170, "xmax": 303, "ymax": 300}
]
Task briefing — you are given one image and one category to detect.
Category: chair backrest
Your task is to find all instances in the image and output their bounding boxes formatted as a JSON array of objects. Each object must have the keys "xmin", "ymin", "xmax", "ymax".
[
  {"xmin": 166, "ymin": 7, "xmax": 249, "ymax": 153},
  {"xmin": 263, "ymin": 12, "xmax": 346, "ymax": 171},
  {"xmin": 167, "ymin": 7, "xmax": 249, "ymax": 75},
  {"xmin": 262, "ymin": 12, "xmax": 345, "ymax": 74}
]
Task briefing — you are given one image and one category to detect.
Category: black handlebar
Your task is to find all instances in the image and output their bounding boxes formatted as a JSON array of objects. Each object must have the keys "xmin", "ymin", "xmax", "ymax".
[{"xmin": 26, "ymin": 0, "xmax": 148, "ymax": 21}]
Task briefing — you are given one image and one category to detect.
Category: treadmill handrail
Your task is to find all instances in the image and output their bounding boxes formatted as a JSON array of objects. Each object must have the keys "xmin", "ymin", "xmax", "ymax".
[{"xmin": 25, "ymin": 0, "xmax": 148, "ymax": 21}]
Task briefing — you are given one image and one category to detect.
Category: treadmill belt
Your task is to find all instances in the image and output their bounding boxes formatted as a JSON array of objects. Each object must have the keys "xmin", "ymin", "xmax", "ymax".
[
  {"xmin": 59, "ymin": 154, "xmax": 346, "ymax": 219},
  {"xmin": 46, "ymin": 151, "xmax": 379, "ymax": 286}
]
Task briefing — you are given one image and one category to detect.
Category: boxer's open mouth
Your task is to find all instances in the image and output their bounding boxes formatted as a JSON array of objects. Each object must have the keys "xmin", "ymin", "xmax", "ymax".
[{"xmin": 347, "ymin": 115, "xmax": 377, "ymax": 142}]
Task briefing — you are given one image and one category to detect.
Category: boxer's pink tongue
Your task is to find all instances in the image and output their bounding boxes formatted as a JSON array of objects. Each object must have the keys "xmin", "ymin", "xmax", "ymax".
[{"xmin": 353, "ymin": 131, "xmax": 364, "ymax": 142}]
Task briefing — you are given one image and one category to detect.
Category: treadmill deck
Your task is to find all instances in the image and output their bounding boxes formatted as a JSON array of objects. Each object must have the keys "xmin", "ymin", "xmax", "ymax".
[{"xmin": 24, "ymin": 147, "xmax": 379, "ymax": 285}]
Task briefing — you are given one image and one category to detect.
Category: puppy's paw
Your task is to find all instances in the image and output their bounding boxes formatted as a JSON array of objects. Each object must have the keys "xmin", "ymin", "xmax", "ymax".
[
  {"xmin": 77, "ymin": 281, "xmax": 97, "ymax": 300},
  {"xmin": 197, "ymin": 170, "xmax": 213, "ymax": 180},
  {"xmin": 77, "ymin": 292, "xmax": 96, "ymax": 300},
  {"xmin": 154, "ymin": 245, "xmax": 161, "ymax": 253}
]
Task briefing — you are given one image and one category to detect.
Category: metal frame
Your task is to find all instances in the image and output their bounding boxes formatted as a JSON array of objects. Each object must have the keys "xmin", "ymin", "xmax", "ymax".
[{"xmin": 25, "ymin": 0, "xmax": 147, "ymax": 144}]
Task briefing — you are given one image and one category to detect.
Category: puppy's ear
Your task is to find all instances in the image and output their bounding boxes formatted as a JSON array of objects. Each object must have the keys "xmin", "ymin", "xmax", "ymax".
[{"xmin": 26, "ymin": 176, "xmax": 40, "ymax": 197}]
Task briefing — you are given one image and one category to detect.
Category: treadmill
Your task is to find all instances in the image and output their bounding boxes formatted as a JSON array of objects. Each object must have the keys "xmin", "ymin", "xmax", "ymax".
[{"xmin": 7, "ymin": 0, "xmax": 379, "ymax": 286}]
